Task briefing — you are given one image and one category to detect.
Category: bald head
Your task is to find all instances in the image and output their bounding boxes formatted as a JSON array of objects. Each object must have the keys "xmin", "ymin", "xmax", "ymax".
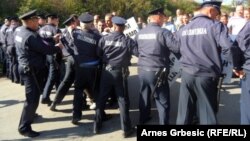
[{"xmin": 235, "ymin": 5, "xmax": 244, "ymax": 17}]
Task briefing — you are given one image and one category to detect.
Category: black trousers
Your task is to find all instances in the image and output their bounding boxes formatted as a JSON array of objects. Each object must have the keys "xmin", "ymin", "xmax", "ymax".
[
  {"xmin": 42, "ymin": 55, "xmax": 61, "ymax": 100},
  {"xmin": 176, "ymin": 71, "xmax": 218, "ymax": 125},
  {"xmin": 138, "ymin": 68, "xmax": 170, "ymax": 125},
  {"xmin": 73, "ymin": 65, "xmax": 96, "ymax": 119},
  {"xmin": 18, "ymin": 67, "xmax": 46, "ymax": 132},
  {"xmin": 53, "ymin": 56, "xmax": 75, "ymax": 104},
  {"xmin": 95, "ymin": 68, "xmax": 132, "ymax": 132}
]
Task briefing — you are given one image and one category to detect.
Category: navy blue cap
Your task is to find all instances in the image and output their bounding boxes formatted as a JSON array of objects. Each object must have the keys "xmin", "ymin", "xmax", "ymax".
[
  {"xmin": 148, "ymin": 7, "xmax": 165, "ymax": 15},
  {"xmin": 46, "ymin": 13, "xmax": 58, "ymax": 19},
  {"xmin": 112, "ymin": 16, "xmax": 126, "ymax": 26},
  {"xmin": 37, "ymin": 13, "xmax": 46, "ymax": 19},
  {"xmin": 201, "ymin": 0, "xmax": 222, "ymax": 13},
  {"xmin": 19, "ymin": 9, "xmax": 37, "ymax": 20},
  {"xmin": 78, "ymin": 13, "xmax": 93, "ymax": 23},
  {"xmin": 63, "ymin": 16, "xmax": 74, "ymax": 25},
  {"xmin": 10, "ymin": 16, "xmax": 19, "ymax": 21}
]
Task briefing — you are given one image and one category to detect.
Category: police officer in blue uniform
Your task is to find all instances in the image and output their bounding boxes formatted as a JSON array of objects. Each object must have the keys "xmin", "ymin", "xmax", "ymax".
[
  {"xmin": 176, "ymin": 0, "xmax": 234, "ymax": 124},
  {"xmin": 39, "ymin": 13, "xmax": 62, "ymax": 105},
  {"xmin": 233, "ymin": 21, "xmax": 250, "ymax": 124},
  {"xmin": 71, "ymin": 13, "xmax": 101, "ymax": 124},
  {"xmin": 94, "ymin": 16, "xmax": 137, "ymax": 138},
  {"xmin": 15, "ymin": 10, "xmax": 62, "ymax": 137},
  {"xmin": 0, "ymin": 17, "xmax": 11, "ymax": 77},
  {"xmin": 6, "ymin": 16, "xmax": 20, "ymax": 83},
  {"xmin": 50, "ymin": 15, "xmax": 77, "ymax": 111},
  {"xmin": 135, "ymin": 8, "xmax": 179, "ymax": 125}
]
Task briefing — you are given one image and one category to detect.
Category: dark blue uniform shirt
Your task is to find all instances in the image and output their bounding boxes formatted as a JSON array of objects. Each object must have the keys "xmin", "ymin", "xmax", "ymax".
[
  {"xmin": 97, "ymin": 31, "xmax": 138, "ymax": 67},
  {"xmin": 39, "ymin": 24, "xmax": 61, "ymax": 46},
  {"xmin": 6, "ymin": 25, "xmax": 19, "ymax": 47},
  {"xmin": 60, "ymin": 28, "xmax": 75, "ymax": 57},
  {"xmin": 15, "ymin": 26, "xmax": 61, "ymax": 69},
  {"xmin": 234, "ymin": 21, "xmax": 250, "ymax": 73},
  {"xmin": 72, "ymin": 29, "xmax": 101, "ymax": 64},
  {"xmin": 135, "ymin": 23, "xmax": 179, "ymax": 70},
  {"xmin": 177, "ymin": 14, "xmax": 233, "ymax": 77}
]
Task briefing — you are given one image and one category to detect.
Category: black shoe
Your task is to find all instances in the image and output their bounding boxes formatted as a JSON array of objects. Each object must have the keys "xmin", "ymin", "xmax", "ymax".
[
  {"xmin": 71, "ymin": 117, "xmax": 81, "ymax": 125},
  {"xmin": 41, "ymin": 99, "xmax": 52, "ymax": 106},
  {"xmin": 50, "ymin": 103, "xmax": 57, "ymax": 111},
  {"xmin": 139, "ymin": 116, "xmax": 152, "ymax": 124},
  {"xmin": 123, "ymin": 127, "xmax": 135, "ymax": 138},
  {"xmin": 93, "ymin": 121, "xmax": 102, "ymax": 134},
  {"xmin": 19, "ymin": 130, "xmax": 40, "ymax": 138}
]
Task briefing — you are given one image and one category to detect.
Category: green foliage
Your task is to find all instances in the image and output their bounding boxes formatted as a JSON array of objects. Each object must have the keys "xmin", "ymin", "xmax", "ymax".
[{"xmin": 0, "ymin": 0, "xmax": 201, "ymax": 26}]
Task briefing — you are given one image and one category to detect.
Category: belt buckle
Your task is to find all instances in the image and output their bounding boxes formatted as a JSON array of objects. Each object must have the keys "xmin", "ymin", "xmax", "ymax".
[{"xmin": 105, "ymin": 64, "xmax": 112, "ymax": 71}]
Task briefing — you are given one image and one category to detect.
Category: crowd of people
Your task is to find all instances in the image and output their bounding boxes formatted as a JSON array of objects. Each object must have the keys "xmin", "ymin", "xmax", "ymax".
[{"xmin": 0, "ymin": 0, "xmax": 250, "ymax": 139}]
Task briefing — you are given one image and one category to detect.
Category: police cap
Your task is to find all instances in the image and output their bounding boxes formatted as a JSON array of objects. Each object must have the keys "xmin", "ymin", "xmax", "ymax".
[
  {"xmin": 37, "ymin": 13, "xmax": 46, "ymax": 19},
  {"xmin": 112, "ymin": 16, "xmax": 126, "ymax": 26},
  {"xmin": 10, "ymin": 16, "xmax": 19, "ymax": 21},
  {"xmin": 201, "ymin": 0, "xmax": 222, "ymax": 13},
  {"xmin": 148, "ymin": 7, "xmax": 165, "ymax": 16},
  {"xmin": 78, "ymin": 13, "xmax": 93, "ymax": 23},
  {"xmin": 63, "ymin": 16, "xmax": 74, "ymax": 26},
  {"xmin": 19, "ymin": 9, "xmax": 37, "ymax": 20},
  {"xmin": 46, "ymin": 13, "xmax": 58, "ymax": 19}
]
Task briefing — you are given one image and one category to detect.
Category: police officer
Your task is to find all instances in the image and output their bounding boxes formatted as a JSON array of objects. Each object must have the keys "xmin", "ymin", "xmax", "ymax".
[
  {"xmin": 0, "ymin": 17, "xmax": 11, "ymax": 77},
  {"xmin": 15, "ymin": 10, "xmax": 62, "ymax": 137},
  {"xmin": 50, "ymin": 15, "xmax": 77, "ymax": 111},
  {"xmin": 6, "ymin": 16, "xmax": 20, "ymax": 83},
  {"xmin": 176, "ymin": 0, "xmax": 234, "ymax": 124},
  {"xmin": 135, "ymin": 8, "xmax": 179, "ymax": 125},
  {"xmin": 39, "ymin": 13, "xmax": 62, "ymax": 105},
  {"xmin": 94, "ymin": 16, "xmax": 137, "ymax": 138},
  {"xmin": 233, "ymin": 21, "xmax": 250, "ymax": 124},
  {"xmin": 70, "ymin": 13, "xmax": 101, "ymax": 124}
]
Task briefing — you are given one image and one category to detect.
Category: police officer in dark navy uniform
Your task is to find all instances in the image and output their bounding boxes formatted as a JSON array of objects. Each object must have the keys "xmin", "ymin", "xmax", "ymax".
[
  {"xmin": 176, "ymin": 0, "xmax": 234, "ymax": 125},
  {"xmin": 0, "ymin": 17, "xmax": 11, "ymax": 77},
  {"xmin": 39, "ymin": 13, "xmax": 62, "ymax": 105},
  {"xmin": 15, "ymin": 10, "xmax": 62, "ymax": 137},
  {"xmin": 135, "ymin": 8, "xmax": 179, "ymax": 125},
  {"xmin": 6, "ymin": 16, "xmax": 20, "ymax": 83},
  {"xmin": 232, "ymin": 21, "xmax": 250, "ymax": 124},
  {"xmin": 94, "ymin": 16, "xmax": 137, "ymax": 138},
  {"xmin": 50, "ymin": 15, "xmax": 77, "ymax": 111},
  {"xmin": 70, "ymin": 13, "xmax": 101, "ymax": 124}
]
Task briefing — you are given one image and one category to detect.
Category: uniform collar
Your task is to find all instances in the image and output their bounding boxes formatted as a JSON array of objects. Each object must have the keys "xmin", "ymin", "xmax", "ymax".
[
  {"xmin": 148, "ymin": 22, "xmax": 161, "ymax": 27},
  {"xmin": 191, "ymin": 14, "xmax": 211, "ymax": 21},
  {"xmin": 112, "ymin": 31, "xmax": 123, "ymax": 35}
]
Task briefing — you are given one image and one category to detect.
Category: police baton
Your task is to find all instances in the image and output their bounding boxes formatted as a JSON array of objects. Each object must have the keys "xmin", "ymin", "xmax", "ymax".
[
  {"xmin": 151, "ymin": 68, "xmax": 166, "ymax": 98},
  {"xmin": 216, "ymin": 74, "xmax": 225, "ymax": 113}
]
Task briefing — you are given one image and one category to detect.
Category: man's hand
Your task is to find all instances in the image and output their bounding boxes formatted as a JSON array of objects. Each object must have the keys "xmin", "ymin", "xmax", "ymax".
[
  {"xmin": 53, "ymin": 33, "xmax": 62, "ymax": 43},
  {"xmin": 55, "ymin": 43, "xmax": 64, "ymax": 49},
  {"xmin": 233, "ymin": 69, "xmax": 245, "ymax": 79}
]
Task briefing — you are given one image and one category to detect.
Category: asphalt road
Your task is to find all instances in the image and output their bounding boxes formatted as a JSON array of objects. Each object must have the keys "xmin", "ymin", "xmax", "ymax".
[{"xmin": 0, "ymin": 57, "xmax": 241, "ymax": 140}]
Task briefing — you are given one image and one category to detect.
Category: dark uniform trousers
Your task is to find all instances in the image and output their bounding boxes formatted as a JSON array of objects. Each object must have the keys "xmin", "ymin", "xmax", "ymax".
[
  {"xmin": 95, "ymin": 67, "xmax": 132, "ymax": 132},
  {"xmin": 18, "ymin": 67, "xmax": 46, "ymax": 132},
  {"xmin": 42, "ymin": 55, "xmax": 61, "ymax": 100},
  {"xmin": 7, "ymin": 46, "xmax": 20, "ymax": 83},
  {"xmin": 176, "ymin": 71, "xmax": 218, "ymax": 125},
  {"xmin": 73, "ymin": 65, "xmax": 96, "ymax": 119},
  {"xmin": 53, "ymin": 56, "xmax": 75, "ymax": 104},
  {"xmin": 240, "ymin": 73, "xmax": 250, "ymax": 124},
  {"xmin": 138, "ymin": 68, "xmax": 170, "ymax": 125}
]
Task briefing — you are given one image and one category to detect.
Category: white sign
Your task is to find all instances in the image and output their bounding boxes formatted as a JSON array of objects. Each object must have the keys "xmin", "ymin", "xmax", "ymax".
[
  {"xmin": 168, "ymin": 53, "xmax": 181, "ymax": 86},
  {"xmin": 124, "ymin": 17, "xmax": 139, "ymax": 39}
]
